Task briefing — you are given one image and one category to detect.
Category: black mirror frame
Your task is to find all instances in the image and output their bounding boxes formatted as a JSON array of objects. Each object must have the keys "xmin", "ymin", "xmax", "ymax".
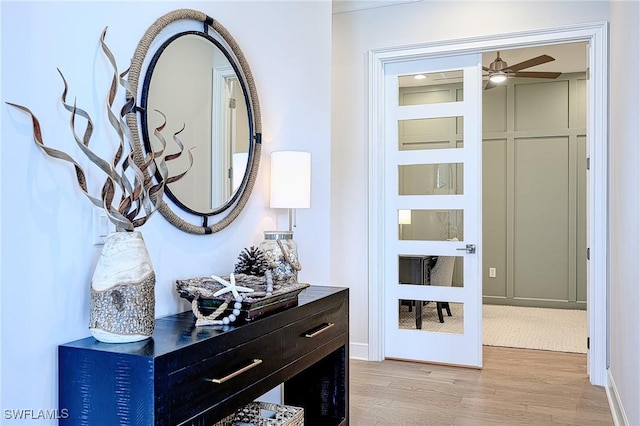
[{"xmin": 126, "ymin": 8, "xmax": 261, "ymax": 234}]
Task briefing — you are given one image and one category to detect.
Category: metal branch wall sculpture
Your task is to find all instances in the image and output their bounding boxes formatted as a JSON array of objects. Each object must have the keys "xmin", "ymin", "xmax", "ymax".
[{"xmin": 6, "ymin": 27, "xmax": 192, "ymax": 231}]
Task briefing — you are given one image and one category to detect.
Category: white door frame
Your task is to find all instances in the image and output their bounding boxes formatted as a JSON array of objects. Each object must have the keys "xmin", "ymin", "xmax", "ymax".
[{"xmin": 367, "ymin": 21, "xmax": 609, "ymax": 386}]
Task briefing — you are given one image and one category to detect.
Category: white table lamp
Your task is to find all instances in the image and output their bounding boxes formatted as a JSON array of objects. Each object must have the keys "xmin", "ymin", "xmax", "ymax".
[{"xmin": 270, "ymin": 151, "xmax": 311, "ymax": 232}]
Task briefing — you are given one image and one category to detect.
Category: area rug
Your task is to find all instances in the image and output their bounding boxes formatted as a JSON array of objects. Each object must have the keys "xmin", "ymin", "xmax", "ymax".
[
  {"xmin": 399, "ymin": 303, "xmax": 587, "ymax": 354},
  {"xmin": 483, "ymin": 304, "xmax": 587, "ymax": 354}
]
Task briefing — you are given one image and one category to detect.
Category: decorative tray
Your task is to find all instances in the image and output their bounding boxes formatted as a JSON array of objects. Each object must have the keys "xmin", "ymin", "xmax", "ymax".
[{"xmin": 176, "ymin": 274, "xmax": 309, "ymax": 324}]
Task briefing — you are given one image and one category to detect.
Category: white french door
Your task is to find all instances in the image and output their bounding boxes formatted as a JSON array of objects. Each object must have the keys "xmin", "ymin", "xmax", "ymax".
[{"xmin": 382, "ymin": 54, "xmax": 483, "ymax": 367}]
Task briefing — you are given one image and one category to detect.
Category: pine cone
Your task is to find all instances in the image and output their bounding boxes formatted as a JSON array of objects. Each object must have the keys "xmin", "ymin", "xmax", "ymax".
[{"xmin": 234, "ymin": 246, "xmax": 268, "ymax": 276}]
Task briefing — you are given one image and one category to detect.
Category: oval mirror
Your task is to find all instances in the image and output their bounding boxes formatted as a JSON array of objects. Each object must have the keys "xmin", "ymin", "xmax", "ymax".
[{"xmin": 126, "ymin": 9, "xmax": 261, "ymax": 234}]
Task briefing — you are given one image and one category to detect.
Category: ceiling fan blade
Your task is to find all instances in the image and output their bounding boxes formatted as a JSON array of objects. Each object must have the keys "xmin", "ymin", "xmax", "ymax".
[
  {"xmin": 483, "ymin": 66, "xmax": 491, "ymax": 71},
  {"xmin": 513, "ymin": 71, "xmax": 562, "ymax": 79},
  {"xmin": 506, "ymin": 54, "xmax": 555, "ymax": 72}
]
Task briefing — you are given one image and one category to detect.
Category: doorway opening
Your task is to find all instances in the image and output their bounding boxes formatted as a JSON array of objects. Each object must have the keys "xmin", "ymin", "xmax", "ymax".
[
  {"xmin": 480, "ymin": 43, "xmax": 588, "ymax": 355},
  {"xmin": 367, "ymin": 22, "xmax": 609, "ymax": 386}
]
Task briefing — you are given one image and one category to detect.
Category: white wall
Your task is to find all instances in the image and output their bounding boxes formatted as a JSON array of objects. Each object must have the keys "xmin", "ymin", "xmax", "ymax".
[
  {"xmin": 0, "ymin": 1, "xmax": 331, "ymax": 423},
  {"xmin": 609, "ymin": 2, "xmax": 640, "ymax": 424}
]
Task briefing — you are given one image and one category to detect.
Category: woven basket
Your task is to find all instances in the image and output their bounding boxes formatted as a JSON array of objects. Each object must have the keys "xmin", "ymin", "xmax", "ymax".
[{"xmin": 214, "ymin": 401, "xmax": 304, "ymax": 426}]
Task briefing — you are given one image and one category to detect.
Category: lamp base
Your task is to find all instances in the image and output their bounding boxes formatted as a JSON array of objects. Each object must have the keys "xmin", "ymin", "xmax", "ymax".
[{"xmin": 259, "ymin": 230, "xmax": 301, "ymax": 284}]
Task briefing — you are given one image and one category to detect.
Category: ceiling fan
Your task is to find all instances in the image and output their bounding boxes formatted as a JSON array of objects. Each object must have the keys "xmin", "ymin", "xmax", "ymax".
[{"xmin": 483, "ymin": 51, "xmax": 562, "ymax": 90}]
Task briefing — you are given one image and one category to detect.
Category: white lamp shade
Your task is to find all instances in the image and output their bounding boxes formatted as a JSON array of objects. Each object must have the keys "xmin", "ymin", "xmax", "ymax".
[
  {"xmin": 232, "ymin": 152, "xmax": 249, "ymax": 192},
  {"xmin": 398, "ymin": 209, "xmax": 412, "ymax": 225},
  {"xmin": 270, "ymin": 151, "xmax": 311, "ymax": 209}
]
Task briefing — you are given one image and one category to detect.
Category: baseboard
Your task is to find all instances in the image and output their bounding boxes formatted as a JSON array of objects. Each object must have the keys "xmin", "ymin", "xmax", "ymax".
[
  {"xmin": 483, "ymin": 297, "xmax": 587, "ymax": 310},
  {"xmin": 606, "ymin": 369, "xmax": 629, "ymax": 425},
  {"xmin": 349, "ymin": 342, "xmax": 369, "ymax": 360}
]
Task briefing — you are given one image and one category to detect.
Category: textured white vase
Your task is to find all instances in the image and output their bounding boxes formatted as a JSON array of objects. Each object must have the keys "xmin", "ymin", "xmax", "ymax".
[{"xmin": 89, "ymin": 231, "xmax": 155, "ymax": 343}]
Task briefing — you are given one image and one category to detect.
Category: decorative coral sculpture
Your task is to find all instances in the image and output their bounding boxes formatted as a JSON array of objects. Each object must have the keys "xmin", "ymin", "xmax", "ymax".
[{"xmin": 6, "ymin": 27, "xmax": 192, "ymax": 231}]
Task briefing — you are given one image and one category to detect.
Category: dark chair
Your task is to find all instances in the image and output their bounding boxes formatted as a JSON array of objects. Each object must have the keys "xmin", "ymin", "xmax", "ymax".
[
  {"xmin": 430, "ymin": 255, "xmax": 456, "ymax": 323},
  {"xmin": 399, "ymin": 256, "xmax": 430, "ymax": 328}
]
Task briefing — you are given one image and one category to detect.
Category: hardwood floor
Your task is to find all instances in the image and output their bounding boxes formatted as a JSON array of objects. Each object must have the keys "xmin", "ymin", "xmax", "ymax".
[{"xmin": 349, "ymin": 346, "xmax": 612, "ymax": 425}]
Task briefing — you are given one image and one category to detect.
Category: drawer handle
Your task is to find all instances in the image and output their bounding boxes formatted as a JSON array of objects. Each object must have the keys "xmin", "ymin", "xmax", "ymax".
[
  {"xmin": 206, "ymin": 359, "xmax": 263, "ymax": 384},
  {"xmin": 304, "ymin": 322, "xmax": 335, "ymax": 338}
]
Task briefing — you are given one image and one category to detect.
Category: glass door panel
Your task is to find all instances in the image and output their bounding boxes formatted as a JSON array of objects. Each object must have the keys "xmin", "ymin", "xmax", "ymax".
[
  {"xmin": 397, "ymin": 254, "xmax": 466, "ymax": 335},
  {"xmin": 398, "ymin": 116, "xmax": 464, "ymax": 150},
  {"xmin": 398, "ymin": 163, "xmax": 464, "ymax": 195},
  {"xmin": 398, "ymin": 300, "xmax": 465, "ymax": 335},
  {"xmin": 398, "ymin": 209, "xmax": 463, "ymax": 241}
]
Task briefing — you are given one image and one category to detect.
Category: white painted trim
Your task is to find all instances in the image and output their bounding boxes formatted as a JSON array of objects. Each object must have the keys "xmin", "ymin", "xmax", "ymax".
[
  {"xmin": 606, "ymin": 369, "xmax": 629, "ymax": 425},
  {"xmin": 367, "ymin": 21, "xmax": 609, "ymax": 386},
  {"xmin": 585, "ymin": 21, "xmax": 609, "ymax": 388},
  {"xmin": 349, "ymin": 342, "xmax": 370, "ymax": 361},
  {"xmin": 367, "ymin": 47, "xmax": 386, "ymax": 361},
  {"xmin": 211, "ymin": 65, "xmax": 236, "ymax": 208}
]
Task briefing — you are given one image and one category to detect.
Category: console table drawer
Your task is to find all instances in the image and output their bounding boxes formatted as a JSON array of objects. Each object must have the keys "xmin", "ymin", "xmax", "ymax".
[
  {"xmin": 169, "ymin": 330, "xmax": 281, "ymax": 423},
  {"xmin": 281, "ymin": 299, "xmax": 347, "ymax": 364},
  {"xmin": 169, "ymin": 298, "xmax": 346, "ymax": 423}
]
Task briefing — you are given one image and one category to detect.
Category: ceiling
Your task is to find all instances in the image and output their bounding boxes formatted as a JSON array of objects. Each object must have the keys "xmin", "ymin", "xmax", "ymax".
[{"xmin": 332, "ymin": 0, "xmax": 421, "ymax": 14}]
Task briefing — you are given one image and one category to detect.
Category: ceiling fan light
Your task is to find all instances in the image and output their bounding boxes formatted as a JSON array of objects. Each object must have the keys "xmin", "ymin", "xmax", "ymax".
[{"xmin": 489, "ymin": 71, "xmax": 507, "ymax": 84}]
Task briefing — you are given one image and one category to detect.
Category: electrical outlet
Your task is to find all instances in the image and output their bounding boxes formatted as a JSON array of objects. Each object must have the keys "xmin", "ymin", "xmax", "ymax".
[
  {"xmin": 489, "ymin": 267, "xmax": 497, "ymax": 278},
  {"xmin": 93, "ymin": 207, "xmax": 114, "ymax": 245}
]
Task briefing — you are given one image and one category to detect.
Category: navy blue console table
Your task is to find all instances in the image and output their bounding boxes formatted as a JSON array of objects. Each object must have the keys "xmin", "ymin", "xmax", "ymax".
[{"xmin": 59, "ymin": 286, "xmax": 349, "ymax": 425}]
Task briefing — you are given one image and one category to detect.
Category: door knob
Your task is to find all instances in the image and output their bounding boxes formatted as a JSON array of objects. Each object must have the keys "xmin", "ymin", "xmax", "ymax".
[{"xmin": 456, "ymin": 244, "xmax": 476, "ymax": 254}]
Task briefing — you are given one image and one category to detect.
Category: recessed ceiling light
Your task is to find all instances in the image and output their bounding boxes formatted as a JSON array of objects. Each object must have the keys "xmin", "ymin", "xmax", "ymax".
[{"xmin": 414, "ymin": 74, "xmax": 427, "ymax": 80}]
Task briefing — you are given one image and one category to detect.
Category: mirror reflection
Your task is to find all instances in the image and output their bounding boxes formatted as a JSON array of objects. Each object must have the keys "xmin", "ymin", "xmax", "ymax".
[
  {"xmin": 398, "ymin": 163, "xmax": 463, "ymax": 196},
  {"xmin": 399, "ymin": 254, "xmax": 464, "ymax": 289},
  {"xmin": 397, "ymin": 209, "xmax": 463, "ymax": 241},
  {"xmin": 143, "ymin": 33, "xmax": 250, "ymax": 214},
  {"xmin": 398, "ymin": 71, "xmax": 464, "ymax": 151},
  {"xmin": 398, "ymin": 70, "xmax": 464, "ymax": 102},
  {"xmin": 398, "ymin": 300, "xmax": 464, "ymax": 334},
  {"xmin": 398, "ymin": 116, "xmax": 464, "ymax": 150},
  {"xmin": 398, "ymin": 254, "xmax": 464, "ymax": 334}
]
